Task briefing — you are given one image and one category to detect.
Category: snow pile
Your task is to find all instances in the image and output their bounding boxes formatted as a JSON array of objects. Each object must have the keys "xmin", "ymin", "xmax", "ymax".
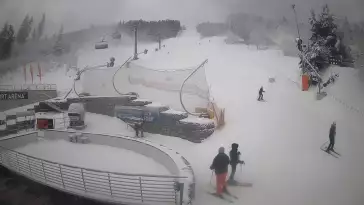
[
  {"xmin": 161, "ymin": 109, "xmax": 187, "ymax": 115},
  {"xmin": 161, "ymin": 109, "xmax": 188, "ymax": 120},
  {"xmin": 132, "ymin": 98, "xmax": 152, "ymax": 102},
  {"xmin": 145, "ymin": 102, "xmax": 168, "ymax": 108},
  {"xmin": 15, "ymin": 139, "xmax": 170, "ymax": 175},
  {"xmin": 180, "ymin": 117, "xmax": 213, "ymax": 125}
]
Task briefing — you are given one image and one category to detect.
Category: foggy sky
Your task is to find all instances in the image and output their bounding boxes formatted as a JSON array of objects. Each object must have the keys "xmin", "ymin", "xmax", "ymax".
[{"xmin": 0, "ymin": 0, "xmax": 363, "ymax": 35}]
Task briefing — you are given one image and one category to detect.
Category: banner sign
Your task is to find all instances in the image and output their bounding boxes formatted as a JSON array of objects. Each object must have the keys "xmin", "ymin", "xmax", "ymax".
[{"xmin": 0, "ymin": 92, "xmax": 28, "ymax": 100}]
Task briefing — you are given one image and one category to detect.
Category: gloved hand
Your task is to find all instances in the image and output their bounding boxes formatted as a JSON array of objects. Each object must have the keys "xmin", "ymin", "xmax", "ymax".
[
  {"xmin": 210, "ymin": 165, "xmax": 214, "ymax": 170},
  {"xmin": 239, "ymin": 160, "xmax": 245, "ymax": 165}
]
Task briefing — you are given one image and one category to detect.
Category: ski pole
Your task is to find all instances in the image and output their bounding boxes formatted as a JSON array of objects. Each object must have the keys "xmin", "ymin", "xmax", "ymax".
[{"xmin": 210, "ymin": 171, "xmax": 214, "ymax": 186}]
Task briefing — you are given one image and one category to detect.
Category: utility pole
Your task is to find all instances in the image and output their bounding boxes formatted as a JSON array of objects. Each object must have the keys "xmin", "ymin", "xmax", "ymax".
[
  {"xmin": 133, "ymin": 25, "xmax": 138, "ymax": 60},
  {"xmin": 291, "ymin": 4, "xmax": 301, "ymax": 39}
]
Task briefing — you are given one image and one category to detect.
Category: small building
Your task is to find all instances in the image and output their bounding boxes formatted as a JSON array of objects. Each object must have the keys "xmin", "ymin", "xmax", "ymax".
[{"xmin": 68, "ymin": 103, "xmax": 86, "ymax": 130}]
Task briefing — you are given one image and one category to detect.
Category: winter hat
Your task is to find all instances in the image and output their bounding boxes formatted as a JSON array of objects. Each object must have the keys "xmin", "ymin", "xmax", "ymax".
[
  {"xmin": 218, "ymin": 147, "xmax": 225, "ymax": 153},
  {"xmin": 232, "ymin": 143, "xmax": 239, "ymax": 150}
]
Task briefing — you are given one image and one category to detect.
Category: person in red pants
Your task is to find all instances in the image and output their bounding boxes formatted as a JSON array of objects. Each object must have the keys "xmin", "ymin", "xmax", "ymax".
[{"xmin": 210, "ymin": 147, "xmax": 230, "ymax": 197}]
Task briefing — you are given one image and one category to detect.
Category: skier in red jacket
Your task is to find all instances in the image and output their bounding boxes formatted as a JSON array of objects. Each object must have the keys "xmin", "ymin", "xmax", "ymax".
[{"xmin": 210, "ymin": 147, "xmax": 230, "ymax": 197}]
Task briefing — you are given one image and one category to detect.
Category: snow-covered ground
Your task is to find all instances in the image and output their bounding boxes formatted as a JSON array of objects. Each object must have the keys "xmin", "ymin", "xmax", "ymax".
[
  {"xmin": 3, "ymin": 29, "xmax": 364, "ymax": 205},
  {"xmin": 15, "ymin": 139, "xmax": 170, "ymax": 175}
]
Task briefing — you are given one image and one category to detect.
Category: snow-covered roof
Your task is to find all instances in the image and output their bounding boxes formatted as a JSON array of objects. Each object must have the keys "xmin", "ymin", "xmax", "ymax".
[
  {"xmin": 145, "ymin": 102, "xmax": 168, "ymax": 108},
  {"xmin": 68, "ymin": 103, "xmax": 85, "ymax": 114},
  {"xmin": 180, "ymin": 117, "xmax": 214, "ymax": 125},
  {"xmin": 132, "ymin": 99, "xmax": 152, "ymax": 103},
  {"xmin": 47, "ymin": 98, "xmax": 67, "ymax": 103},
  {"xmin": 35, "ymin": 112, "xmax": 64, "ymax": 119},
  {"xmin": 161, "ymin": 109, "xmax": 187, "ymax": 115}
]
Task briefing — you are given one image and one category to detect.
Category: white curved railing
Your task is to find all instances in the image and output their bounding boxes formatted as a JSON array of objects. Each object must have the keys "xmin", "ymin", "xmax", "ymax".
[
  {"xmin": 0, "ymin": 84, "xmax": 57, "ymax": 91},
  {"xmin": 0, "ymin": 138, "xmax": 185, "ymax": 205}
]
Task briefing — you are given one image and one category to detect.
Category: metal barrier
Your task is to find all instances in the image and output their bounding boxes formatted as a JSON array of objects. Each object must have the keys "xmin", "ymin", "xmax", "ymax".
[
  {"xmin": 0, "ymin": 84, "xmax": 57, "ymax": 91},
  {"xmin": 0, "ymin": 141, "xmax": 185, "ymax": 205}
]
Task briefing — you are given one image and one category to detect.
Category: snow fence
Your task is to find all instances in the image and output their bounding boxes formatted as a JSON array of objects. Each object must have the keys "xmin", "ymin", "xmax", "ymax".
[{"xmin": 0, "ymin": 130, "xmax": 195, "ymax": 205}]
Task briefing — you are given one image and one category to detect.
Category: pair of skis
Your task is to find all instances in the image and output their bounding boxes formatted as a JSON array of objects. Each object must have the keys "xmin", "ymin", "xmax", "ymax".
[
  {"xmin": 320, "ymin": 142, "xmax": 341, "ymax": 158},
  {"xmin": 208, "ymin": 191, "xmax": 238, "ymax": 203},
  {"xmin": 208, "ymin": 180, "xmax": 253, "ymax": 203}
]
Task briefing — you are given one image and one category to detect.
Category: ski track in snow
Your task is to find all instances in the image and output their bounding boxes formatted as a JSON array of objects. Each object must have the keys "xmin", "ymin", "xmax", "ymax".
[{"xmin": 3, "ymin": 30, "xmax": 364, "ymax": 205}]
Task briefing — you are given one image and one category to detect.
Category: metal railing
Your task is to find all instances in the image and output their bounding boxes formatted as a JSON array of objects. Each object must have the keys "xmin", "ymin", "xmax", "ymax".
[
  {"xmin": 0, "ymin": 139, "xmax": 185, "ymax": 205},
  {"xmin": 0, "ymin": 84, "xmax": 57, "ymax": 91}
]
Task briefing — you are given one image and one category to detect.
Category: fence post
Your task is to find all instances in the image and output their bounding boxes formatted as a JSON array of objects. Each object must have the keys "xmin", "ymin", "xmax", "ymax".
[
  {"xmin": 179, "ymin": 183, "xmax": 184, "ymax": 205},
  {"xmin": 41, "ymin": 161, "xmax": 47, "ymax": 183},
  {"xmin": 0, "ymin": 149, "xmax": 3, "ymax": 164},
  {"xmin": 27, "ymin": 157, "xmax": 33, "ymax": 177},
  {"xmin": 139, "ymin": 177, "xmax": 144, "ymax": 202},
  {"xmin": 108, "ymin": 173, "xmax": 113, "ymax": 196},
  {"xmin": 59, "ymin": 165, "xmax": 65, "ymax": 188},
  {"xmin": 81, "ymin": 168, "xmax": 87, "ymax": 192},
  {"xmin": 15, "ymin": 153, "xmax": 20, "ymax": 172}
]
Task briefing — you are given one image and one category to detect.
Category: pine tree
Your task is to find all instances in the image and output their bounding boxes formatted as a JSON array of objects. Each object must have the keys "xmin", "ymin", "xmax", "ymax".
[
  {"xmin": 37, "ymin": 13, "xmax": 46, "ymax": 40},
  {"xmin": 32, "ymin": 28, "xmax": 37, "ymax": 40},
  {"xmin": 309, "ymin": 4, "xmax": 337, "ymax": 41},
  {"xmin": 16, "ymin": 15, "xmax": 33, "ymax": 44},
  {"xmin": 53, "ymin": 25, "xmax": 64, "ymax": 55},
  {"xmin": 0, "ymin": 23, "xmax": 15, "ymax": 60}
]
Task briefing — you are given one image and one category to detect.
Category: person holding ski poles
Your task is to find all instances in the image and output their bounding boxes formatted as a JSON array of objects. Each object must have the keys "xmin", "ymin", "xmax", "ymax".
[
  {"xmin": 210, "ymin": 147, "xmax": 230, "ymax": 197},
  {"xmin": 326, "ymin": 121, "xmax": 336, "ymax": 153},
  {"xmin": 228, "ymin": 143, "xmax": 245, "ymax": 184}
]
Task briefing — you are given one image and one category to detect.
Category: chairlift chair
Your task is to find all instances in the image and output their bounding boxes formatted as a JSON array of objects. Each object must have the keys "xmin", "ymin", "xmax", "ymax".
[{"xmin": 95, "ymin": 38, "xmax": 109, "ymax": 49}]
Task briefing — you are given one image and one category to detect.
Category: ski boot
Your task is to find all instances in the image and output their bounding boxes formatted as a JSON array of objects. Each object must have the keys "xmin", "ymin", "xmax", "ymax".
[
  {"xmin": 222, "ymin": 186, "xmax": 230, "ymax": 194},
  {"xmin": 227, "ymin": 179, "xmax": 238, "ymax": 185}
]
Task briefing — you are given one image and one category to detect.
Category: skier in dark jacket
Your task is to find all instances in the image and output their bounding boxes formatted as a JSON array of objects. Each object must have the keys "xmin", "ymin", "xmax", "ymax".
[
  {"xmin": 210, "ymin": 147, "xmax": 230, "ymax": 197},
  {"xmin": 258, "ymin": 86, "xmax": 265, "ymax": 101},
  {"xmin": 326, "ymin": 121, "xmax": 336, "ymax": 152},
  {"xmin": 134, "ymin": 121, "xmax": 144, "ymax": 138},
  {"xmin": 228, "ymin": 143, "xmax": 245, "ymax": 184},
  {"xmin": 107, "ymin": 57, "xmax": 115, "ymax": 67}
]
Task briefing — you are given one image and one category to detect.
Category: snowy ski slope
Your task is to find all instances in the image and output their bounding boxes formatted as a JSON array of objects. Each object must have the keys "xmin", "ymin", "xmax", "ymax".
[
  {"xmin": 75, "ymin": 30, "xmax": 364, "ymax": 205},
  {"xmin": 3, "ymin": 29, "xmax": 364, "ymax": 205}
]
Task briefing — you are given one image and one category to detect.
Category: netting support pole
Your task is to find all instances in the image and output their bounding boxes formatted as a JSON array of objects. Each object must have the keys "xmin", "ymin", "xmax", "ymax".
[
  {"xmin": 179, "ymin": 59, "xmax": 209, "ymax": 116},
  {"xmin": 112, "ymin": 56, "xmax": 133, "ymax": 95}
]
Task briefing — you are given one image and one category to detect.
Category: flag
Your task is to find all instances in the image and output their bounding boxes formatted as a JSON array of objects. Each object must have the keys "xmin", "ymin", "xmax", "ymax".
[
  {"xmin": 30, "ymin": 64, "xmax": 34, "ymax": 84},
  {"xmin": 23, "ymin": 65, "xmax": 27, "ymax": 83},
  {"xmin": 38, "ymin": 62, "xmax": 42, "ymax": 82}
]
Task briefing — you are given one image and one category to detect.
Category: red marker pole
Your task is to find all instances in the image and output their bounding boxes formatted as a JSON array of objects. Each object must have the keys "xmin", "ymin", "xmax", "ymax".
[
  {"xmin": 24, "ymin": 65, "xmax": 27, "ymax": 83},
  {"xmin": 38, "ymin": 62, "xmax": 42, "ymax": 83},
  {"xmin": 30, "ymin": 64, "xmax": 34, "ymax": 84}
]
